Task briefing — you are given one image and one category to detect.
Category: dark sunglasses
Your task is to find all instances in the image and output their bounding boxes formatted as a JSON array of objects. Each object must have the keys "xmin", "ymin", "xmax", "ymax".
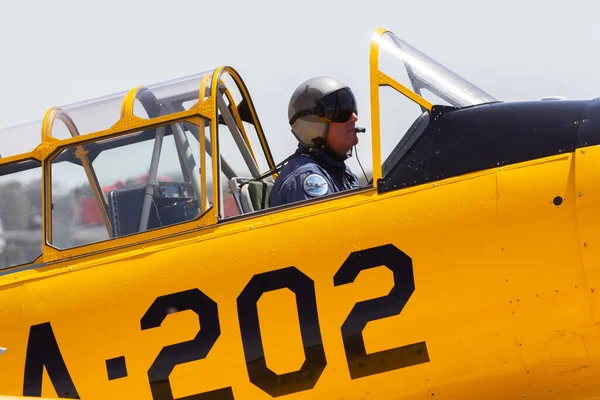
[{"xmin": 289, "ymin": 88, "xmax": 357, "ymax": 125}]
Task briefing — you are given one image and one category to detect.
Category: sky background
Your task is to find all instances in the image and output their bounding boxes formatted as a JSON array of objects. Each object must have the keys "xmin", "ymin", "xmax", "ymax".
[{"xmin": 0, "ymin": 0, "xmax": 599, "ymax": 173}]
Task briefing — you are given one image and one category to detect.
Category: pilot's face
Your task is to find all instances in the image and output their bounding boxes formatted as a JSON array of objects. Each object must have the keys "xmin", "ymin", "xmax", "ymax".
[{"xmin": 325, "ymin": 113, "xmax": 359, "ymax": 155}]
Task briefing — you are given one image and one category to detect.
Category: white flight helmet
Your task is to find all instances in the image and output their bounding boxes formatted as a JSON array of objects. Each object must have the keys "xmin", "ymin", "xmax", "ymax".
[{"xmin": 288, "ymin": 76, "xmax": 358, "ymax": 147}]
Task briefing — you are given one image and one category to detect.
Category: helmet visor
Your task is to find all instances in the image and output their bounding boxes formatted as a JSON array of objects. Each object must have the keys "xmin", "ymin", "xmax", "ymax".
[{"xmin": 289, "ymin": 87, "xmax": 358, "ymax": 125}]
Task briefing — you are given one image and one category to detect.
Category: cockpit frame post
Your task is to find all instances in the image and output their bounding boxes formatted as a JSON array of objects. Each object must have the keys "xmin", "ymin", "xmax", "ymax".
[{"xmin": 369, "ymin": 28, "xmax": 435, "ymax": 187}]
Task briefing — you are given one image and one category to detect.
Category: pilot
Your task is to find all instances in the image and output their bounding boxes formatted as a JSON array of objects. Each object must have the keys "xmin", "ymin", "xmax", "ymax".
[{"xmin": 269, "ymin": 76, "xmax": 362, "ymax": 207}]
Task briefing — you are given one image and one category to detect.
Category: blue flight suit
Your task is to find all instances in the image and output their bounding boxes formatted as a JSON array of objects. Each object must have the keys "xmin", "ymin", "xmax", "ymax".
[{"xmin": 269, "ymin": 145, "xmax": 361, "ymax": 207}]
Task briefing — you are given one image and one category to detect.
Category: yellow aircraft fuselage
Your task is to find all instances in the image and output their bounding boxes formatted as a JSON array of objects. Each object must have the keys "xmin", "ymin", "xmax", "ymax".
[{"xmin": 1, "ymin": 28, "xmax": 600, "ymax": 400}]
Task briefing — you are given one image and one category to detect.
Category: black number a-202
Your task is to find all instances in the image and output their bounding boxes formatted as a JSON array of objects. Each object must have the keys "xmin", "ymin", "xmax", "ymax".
[{"xmin": 22, "ymin": 244, "xmax": 429, "ymax": 399}]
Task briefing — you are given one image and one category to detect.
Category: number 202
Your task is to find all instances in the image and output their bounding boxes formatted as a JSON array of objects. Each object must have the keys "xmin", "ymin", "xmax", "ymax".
[{"xmin": 141, "ymin": 244, "xmax": 430, "ymax": 399}]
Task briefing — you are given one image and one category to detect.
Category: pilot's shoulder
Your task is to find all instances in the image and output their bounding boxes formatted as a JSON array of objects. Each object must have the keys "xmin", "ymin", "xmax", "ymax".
[
  {"xmin": 287, "ymin": 154, "xmax": 319, "ymax": 168},
  {"xmin": 279, "ymin": 155, "xmax": 325, "ymax": 178},
  {"xmin": 289, "ymin": 162, "xmax": 329, "ymax": 181}
]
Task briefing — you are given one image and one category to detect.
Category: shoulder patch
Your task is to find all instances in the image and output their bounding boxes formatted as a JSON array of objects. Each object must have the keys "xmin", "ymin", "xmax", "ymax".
[{"xmin": 303, "ymin": 174, "xmax": 329, "ymax": 197}]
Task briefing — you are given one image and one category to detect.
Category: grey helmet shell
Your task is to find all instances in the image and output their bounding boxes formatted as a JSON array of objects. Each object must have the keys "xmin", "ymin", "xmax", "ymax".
[{"xmin": 288, "ymin": 76, "xmax": 348, "ymax": 147}]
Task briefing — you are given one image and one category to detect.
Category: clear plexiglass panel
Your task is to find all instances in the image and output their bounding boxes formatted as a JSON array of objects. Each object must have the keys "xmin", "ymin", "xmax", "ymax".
[
  {"xmin": 0, "ymin": 120, "xmax": 42, "ymax": 157},
  {"xmin": 133, "ymin": 70, "xmax": 214, "ymax": 119},
  {"xmin": 50, "ymin": 120, "xmax": 210, "ymax": 249},
  {"xmin": 220, "ymin": 73, "xmax": 271, "ymax": 175},
  {"xmin": 55, "ymin": 91, "xmax": 129, "ymax": 136},
  {"xmin": 378, "ymin": 31, "xmax": 497, "ymax": 107},
  {"xmin": 0, "ymin": 159, "xmax": 42, "ymax": 269},
  {"xmin": 376, "ymin": 31, "xmax": 499, "ymax": 175},
  {"xmin": 43, "ymin": 70, "xmax": 215, "ymax": 139}
]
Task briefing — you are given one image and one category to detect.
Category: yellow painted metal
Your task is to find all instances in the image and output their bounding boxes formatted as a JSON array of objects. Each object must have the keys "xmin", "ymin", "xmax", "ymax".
[
  {"xmin": 40, "ymin": 109, "xmax": 207, "ymax": 154},
  {"xmin": 369, "ymin": 28, "xmax": 386, "ymax": 184},
  {"xmin": 42, "ymin": 107, "xmax": 80, "ymax": 139},
  {"xmin": 0, "ymin": 151, "xmax": 40, "ymax": 165},
  {"xmin": 0, "ymin": 397, "xmax": 58, "ymax": 399},
  {"xmin": 1, "ymin": 149, "xmax": 600, "ymax": 399},
  {"xmin": 32, "ymin": 136, "xmax": 60, "ymax": 160},
  {"xmin": 42, "ymin": 157, "xmax": 52, "ymax": 258},
  {"xmin": 378, "ymin": 71, "xmax": 433, "ymax": 111},
  {"xmin": 120, "ymin": 86, "xmax": 142, "ymax": 118},
  {"xmin": 209, "ymin": 68, "xmax": 223, "ymax": 219},
  {"xmin": 575, "ymin": 145, "xmax": 600, "ymax": 273},
  {"xmin": 575, "ymin": 145, "xmax": 600, "ymax": 324},
  {"xmin": 0, "ymin": 397, "xmax": 58, "ymax": 400}
]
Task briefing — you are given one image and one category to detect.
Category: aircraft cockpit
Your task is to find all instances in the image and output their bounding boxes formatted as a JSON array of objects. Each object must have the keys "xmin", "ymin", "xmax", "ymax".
[
  {"xmin": 0, "ymin": 28, "xmax": 498, "ymax": 274},
  {"xmin": 46, "ymin": 68, "xmax": 276, "ymax": 249},
  {"xmin": 0, "ymin": 67, "xmax": 276, "ymax": 270}
]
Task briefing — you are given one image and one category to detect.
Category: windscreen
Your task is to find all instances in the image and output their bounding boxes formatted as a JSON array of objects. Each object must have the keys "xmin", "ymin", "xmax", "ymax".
[
  {"xmin": 379, "ymin": 32, "xmax": 497, "ymax": 107},
  {"xmin": 375, "ymin": 30, "xmax": 499, "ymax": 177}
]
